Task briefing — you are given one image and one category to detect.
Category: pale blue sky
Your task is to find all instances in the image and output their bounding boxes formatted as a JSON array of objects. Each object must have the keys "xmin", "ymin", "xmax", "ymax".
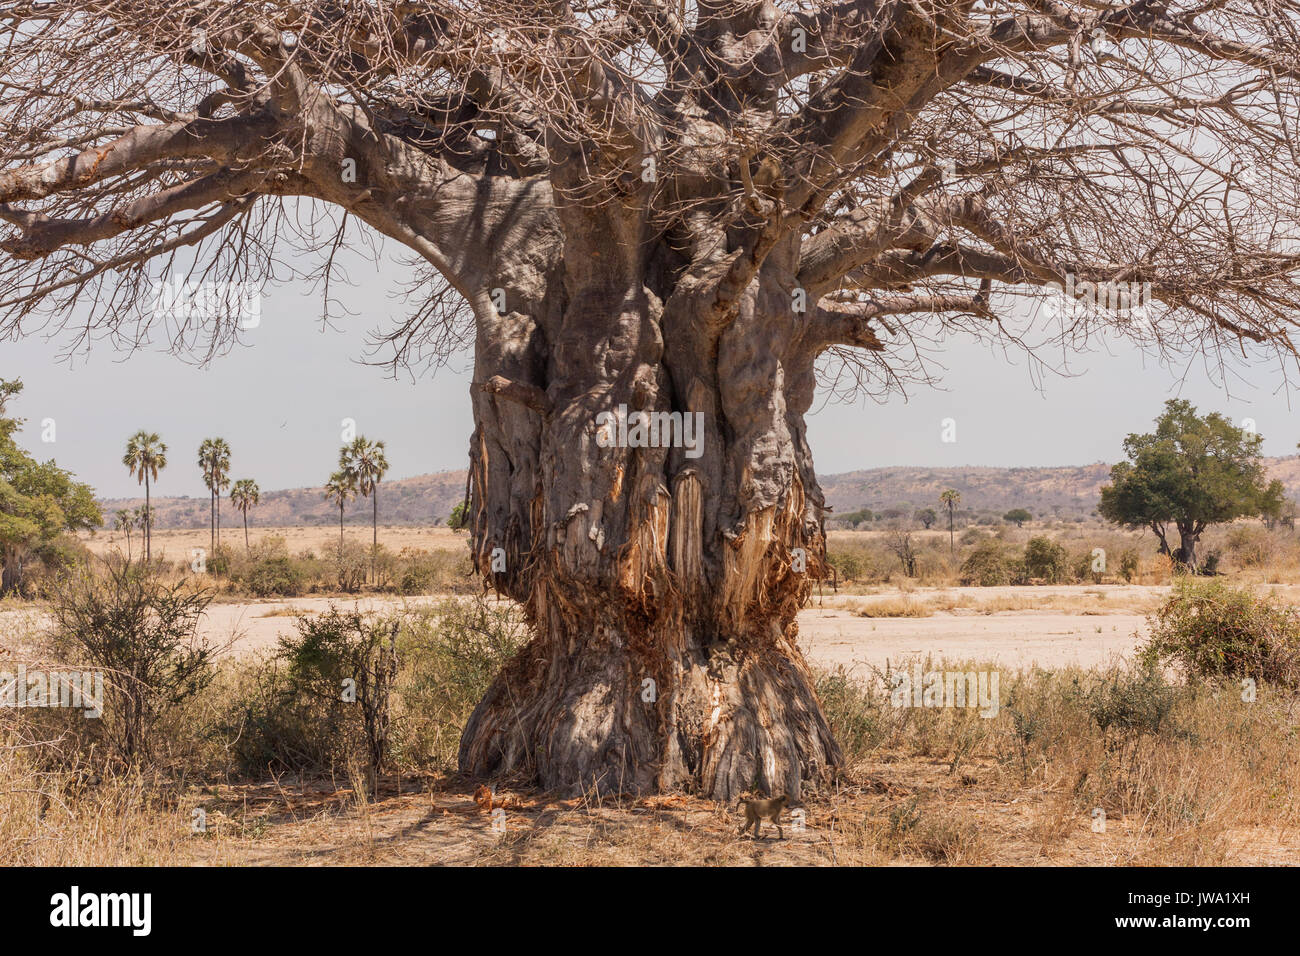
[{"xmin": 4, "ymin": 248, "xmax": 1298, "ymax": 500}]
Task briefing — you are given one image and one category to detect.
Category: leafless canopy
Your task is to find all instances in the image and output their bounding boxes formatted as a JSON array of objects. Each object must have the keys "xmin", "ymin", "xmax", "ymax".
[{"xmin": 1, "ymin": 0, "xmax": 1298, "ymax": 386}]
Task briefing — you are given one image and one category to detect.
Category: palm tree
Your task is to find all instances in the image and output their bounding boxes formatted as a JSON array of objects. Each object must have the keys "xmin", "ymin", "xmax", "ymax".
[
  {"xmin": 114, "ymin": 508, "xmax": 133, "ymax": 560},
  {"xmin": 340, "ymin": 437, "xmax": 389, "ymax": 583},
  {"xmin": 230, "ymin": 479, "xmax": 260, "ymax": 550},
  {"xmin": 123, "ymin": 431, "xmax": 167, "ymax": 562},
  {"xmin": 198, "ymin": 438, "xmax": 232, "ymax": 552},
  {"xmin": 135, "ymin": 505, "xmax": 153, "ymax": 557},
  {"xmin": 322, "ymin": 469, "xmax": 357, "ymax": 555},
  {"xmin": 939, "ymin": 489, "xmax": 962, "ymax": 557}
]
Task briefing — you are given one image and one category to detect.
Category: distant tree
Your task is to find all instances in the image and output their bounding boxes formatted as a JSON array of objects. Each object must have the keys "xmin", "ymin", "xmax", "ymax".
[
  {"xmin": 122, "ymin": 430, "xmax": 166, "ymax": 562},
  {"xmin": 323, "ymin": 470, "xmax": 358, "ymax": 553},
  {"xmin": 133, "ymin": 505, "xmax": 151, "ymax": 546},
  {"xmin": 1263, "ymin": 497, "xmax": 1299, "ymax": 532},
  {"xmin": 0, "ymin": 378, "xmax": 101, "ymax": 592},
  {"xmin": 1099, "ymin": 400, "xmax": 1284, "ymax": 571},
  {"xmin": 1004, "ymin": 508, "xmax": 1032, "ymax": 528},
  {"xmin": 886, "ymin": 528, "xmax": 917, "ymax": 577},
  {"xmin": 230, "ymin": 479, "xmax": 260, "ymax": 550},
  {"xmin": 197, "ymin": 438, "xmax": 232, "ymax": 552},
  {"xmin": 447, "ymin": 499, "xmax": 469, "ymax": 532},
  {"xmin": 340, "ymin": 438, "xmax": 389, "ymax": 582},
  {"xmin": 114, "ymin": 508, "xmax": 134, "ymax": 561},
  {"xmin": 939, "ymin": 490, "xmax": 962, "ymax": 556},
  {"xmin": 838, "ymin": 507, "xmax": 873, "ymax": 529},
  {"xmin": 914, "ymin": 508, "xmax": 937, "ymax": 530}
]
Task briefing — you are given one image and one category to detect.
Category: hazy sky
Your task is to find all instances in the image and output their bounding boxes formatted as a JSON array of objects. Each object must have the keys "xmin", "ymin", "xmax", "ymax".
[{"xmin": 4, "ymin": 244, "xmax": 1298, "ymax": 500}]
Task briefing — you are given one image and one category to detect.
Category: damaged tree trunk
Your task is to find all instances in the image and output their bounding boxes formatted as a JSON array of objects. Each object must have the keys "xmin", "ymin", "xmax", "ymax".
[{"xmin": 457, "ymin": 204, "xmax": 842, "ymax": 801}]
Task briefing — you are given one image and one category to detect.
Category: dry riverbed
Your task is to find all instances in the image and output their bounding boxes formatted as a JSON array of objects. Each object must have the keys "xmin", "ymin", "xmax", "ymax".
[{"xmin": 2, "ymin": 584, "xmax": 1164, "ymax": 669}]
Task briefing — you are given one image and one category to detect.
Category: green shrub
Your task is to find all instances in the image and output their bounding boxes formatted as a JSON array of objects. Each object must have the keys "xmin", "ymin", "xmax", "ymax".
[
  {"xmin": 230, "ymin": 607, "xmax": 397, "ymax": 776},
  {"xmin": 224, "ymin": 537, "xmax": 309, "ymax": 596},
  {"xmin": 241, "ymin": 555, "xmax": 306, "ymax": 596},
  {"xmin": 959, "ymin": 542, "xmax": 1013, "ymax": 586},
  {"xmin": 228, "ymin": 596, "xmax": 527, "ymax": 776},
  {"xmin": 331, "ymin": 540, "xmax": 370, "ymax": 592},
  {"xmin": 206, "ymin": 545, "xmax": 233, "ymax": 577},
  {"xmin": 46, "ymin": 560, "xmax": 217, "ymax": 764},
  {"xmin": 395, "ymin": 597, "xmax": 529, "ymax": 770},
  {"xmin": 1081, "ymin": 664, "xmax": 1177, "ymax": 739},
  {"xmin": 1119, "ymin": 549, "xmax": 1140, "ymax": 582},
  {"xmin": 814, "ymin": 666, "xmax": 884, "ymax": 763},
  {"xmin": 827, "ymin": 549, "xmax": 864, "ymax": 583},
  {"xmin": 1021, "ymin": 536, "xmax": 1070, "ymax": 583},
  {"xmin": 391, "ymin": 548, "xmax": 470, "ymax": 596},
  {"xmin": 1141, "ymin": 579, "xmax": 1300, "ymax": 688}
]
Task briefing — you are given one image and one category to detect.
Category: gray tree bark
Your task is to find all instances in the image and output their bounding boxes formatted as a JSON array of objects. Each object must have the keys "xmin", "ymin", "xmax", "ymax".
[{"xmin": 451, "ymin": 205, "xmax": 841, "ymax": 799}]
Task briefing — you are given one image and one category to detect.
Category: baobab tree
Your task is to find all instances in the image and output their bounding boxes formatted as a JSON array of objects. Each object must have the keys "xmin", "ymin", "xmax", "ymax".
[{"xmin": 3, "ymin": 1, "xmax": 1300, "ymax": 799}]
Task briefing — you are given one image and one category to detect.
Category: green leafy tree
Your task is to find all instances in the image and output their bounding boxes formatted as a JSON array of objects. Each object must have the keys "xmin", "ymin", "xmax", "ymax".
[
  {"xmin": 939, "ymin": 489, "xmax": 962, "ymax": 556},
  {"xmin": 198, "ymin": 437, "xmax": 232, "ymax": 552},
  {"xmin": 838, "ymin": 507, "xmax": 873, "ymax": 529},
  {"xmin": 447, "ymin": 499, "xmax": 469, "ymax": 532},
  {"xmin": 0, "ymin": 378, "xmax": 101, "ymax": 592},
  {"xmin": 913, "ymin": 507, "xmax": 937, "ymax": 529},
  {"xmin": 230, "ymin": 478, "xmax": 260, "ymax": 550},
  {"xmin": 1099, "ymin": 400, "xmax": 1284, "ymax": 571},
  {"xmin": 122, "ymin": 430, "xmax": 166, "ymax": 562},
  {"xmin": 1003, "ymin": 508, "xmax": 1032, "ymax": 528},
  {"xmin": 340, "ymin": 437, "xmax": 389, "ymax": 583},
  {"xmin": 323, "ymin": 469, "xmax": 358, "ymax": 554}
]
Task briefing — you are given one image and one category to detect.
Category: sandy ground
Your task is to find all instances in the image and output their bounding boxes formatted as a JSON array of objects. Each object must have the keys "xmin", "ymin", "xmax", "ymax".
[
  {"xmin": 190, "ymin": 591, "xmax": 1152, "ymax": 669},
  {"xmin": 799, "ymin": 605, "xmax": 1146, "ymax": 673},
  {"xmin": 1, "ymin": 585, "xmax": 1156, "ymax": 669},
  {"xmin": 211, "ymin": 583, "xmax": 1160, "ymax": 667}
]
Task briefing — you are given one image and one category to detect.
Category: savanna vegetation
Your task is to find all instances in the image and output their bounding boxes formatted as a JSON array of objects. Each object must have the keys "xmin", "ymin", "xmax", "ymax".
[{"xmin": 4, "ymin": 560, "xmax": 1299, "ymax": 866}]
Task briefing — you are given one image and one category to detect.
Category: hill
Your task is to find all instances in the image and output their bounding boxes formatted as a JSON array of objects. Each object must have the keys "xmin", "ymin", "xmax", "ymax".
[
  {"xmin": 101, "ymin": 471, "xmax": 468, "ymax": 529},
  {"xmin": 99, "ymin": 457, "xmax": 1300, "ymax": 529}
]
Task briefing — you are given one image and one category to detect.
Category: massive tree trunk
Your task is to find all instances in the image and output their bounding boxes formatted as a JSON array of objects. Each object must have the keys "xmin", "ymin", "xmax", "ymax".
[{"xmin": 456, "ymin": 194, "xmax": 842, "ymax": 801}]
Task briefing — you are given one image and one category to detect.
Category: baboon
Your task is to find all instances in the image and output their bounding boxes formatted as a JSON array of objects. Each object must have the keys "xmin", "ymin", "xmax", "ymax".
[{"xmin": 737, "ymin": 795, "xmax": 790, "ymax": 840}]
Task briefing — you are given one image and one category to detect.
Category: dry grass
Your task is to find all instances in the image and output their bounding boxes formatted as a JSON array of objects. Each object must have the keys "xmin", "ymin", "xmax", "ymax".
[
  {"xmin": 851, "ymin": 596, "xmax": 935, "ymax": 617},
  {"xmin": 844, "ymin": 588, "xmax": 1163, "ymax": 617},
  {"xmin": 6, "ymin": 553, "xmax": 1300, "ymax": 866},
  {"xmin": 4, "ymin": 651, "xmax": 1297, "ymax": 866}
]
